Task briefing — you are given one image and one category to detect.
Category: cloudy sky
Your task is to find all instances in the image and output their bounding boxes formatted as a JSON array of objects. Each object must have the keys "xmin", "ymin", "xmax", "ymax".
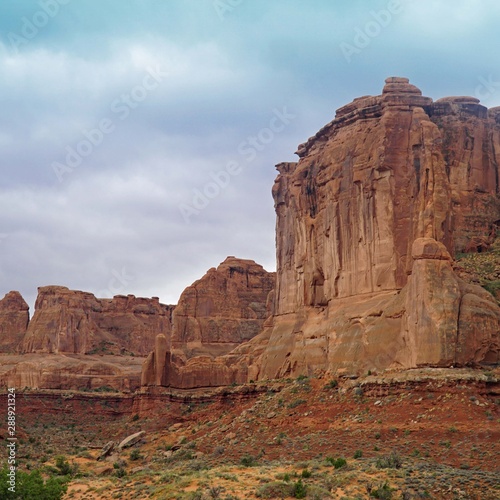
[{"xmin": 1, "ymin": 0, "xmax": 499, "ymax": 311}]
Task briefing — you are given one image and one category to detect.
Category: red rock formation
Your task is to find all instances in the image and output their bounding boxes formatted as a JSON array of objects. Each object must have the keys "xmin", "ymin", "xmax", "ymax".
[
  {"xmin": 427, "ymin": 98, "xmax": 500, "ymax": 253},
  {"xmin": 0, "ymin": 291, "xmax": 29, "ymax": 352},
  {"xmin": 21, "ymin": 286, "xmax": 173, "ymax": 356},
  {"xmin": 172, "ymin": 257, "xmax": 275, "ymax": 359},
  {"xmin": 142, "ymin": 257, "xmax": 275, "ymax": 388},
  {"xmin": 145, "ymin": 77, "xmax": 499, "ymax": 388},
  {"xmin": 0, "ymin": 353, "xmax": 143, "ymax": 391},
  {"xmin": 141, "ymin": 334, "xmax": 170, "ymax": 387},
  {"xmin": 400, "ymin": 238, "xmax": 499, "ymax": 367}
]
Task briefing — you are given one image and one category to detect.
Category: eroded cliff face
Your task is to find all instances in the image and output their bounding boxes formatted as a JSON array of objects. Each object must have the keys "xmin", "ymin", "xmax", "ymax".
[
  {"xmin": 142, "ymin": 257, "xmax": 275, "ymax": 388},
  {"xmin": 171, "ymin": 257, "xmax": 275, "ymax": 360},
  {"xmin": 255, "ymin": 78, "xmax": 500, "ymax": 379},
  {"xmin": 0, "ymin": 291, "xmax": 30, "ymax": 352},
  {"xmin": 273, "ymin": 78, "xmax": 500, "ymax": 313},
  {"xmin": 144, "ymin": 77, "xmax": 499, "ymax": 388},
  {"xmin": 21, "ymin": 286, "xmax": 174, "ymax": 356}
]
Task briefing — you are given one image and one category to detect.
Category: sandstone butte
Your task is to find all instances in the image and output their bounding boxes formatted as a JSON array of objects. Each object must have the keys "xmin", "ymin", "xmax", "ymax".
[{"xmin": 1, "ymin": 77, "xmax": 499, "ymax": 392}]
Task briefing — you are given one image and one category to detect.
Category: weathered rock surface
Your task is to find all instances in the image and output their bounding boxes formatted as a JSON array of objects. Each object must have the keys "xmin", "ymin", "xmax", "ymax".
[
  {"xmin": 141, "ymin": 334, "xmax": 170, "ymax": 387},
  {"xmin": 0, "ymin": 291, "xmax": 29, "ymax": 352},
  {"xmin": 118, "ymin": 430, "xmax": 145, "ymax": 449},
  {"xmin": 142, "ymin": 257, "xmax": 275, "ymax": 388},
  {"xmin": 253, "ymin": 78, "xmax": 500, "ymax": 379},
  {"xmin": 21, "ymin": 286, "xmax": 174, "ymax": 356},
  {"xmin": 171, "ymin": 257, "xmax": 275, "ymax": 360},
  {"xmin": 97, "ymin": 441, "xmax": 115, "ymax": 461},
  {"xmin": 0, "ymin": 353, "xmax": 143, "ymax": 391},
  {"xmin": 147, "ymin": 77, "xmax": 500, "ymax": 388},
  {"xmin": 400, "ymin": 238, "xmax": 499, "ymax": 367}
]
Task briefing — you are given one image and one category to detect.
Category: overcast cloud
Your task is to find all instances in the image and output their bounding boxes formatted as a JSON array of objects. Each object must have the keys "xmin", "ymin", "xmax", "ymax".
[{"xmin": 1, "ymin": 0, "xmax": 500, "ymax": 311}]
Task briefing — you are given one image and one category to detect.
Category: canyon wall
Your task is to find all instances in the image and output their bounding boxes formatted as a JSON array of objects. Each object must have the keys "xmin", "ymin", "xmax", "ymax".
[
  {"xmin": 255, "ymin": 77, "xmax": 500, "ymax": 379},
  {"xmin": 0, "ymin": 287, "xmax": 174, "ymax": 390},
  {"xmin": 144, "ymin": 77, "xmax": 500, "ymax": 389}
]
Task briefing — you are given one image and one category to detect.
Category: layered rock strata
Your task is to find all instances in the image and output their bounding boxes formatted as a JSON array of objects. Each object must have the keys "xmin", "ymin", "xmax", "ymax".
[
  {"xmin": 21, "ymin": 286, "xmax": 174, "ymax": 356},
  {"xmin": 0, "ymin": 353, "xmax": 143, "ymax": 391}
]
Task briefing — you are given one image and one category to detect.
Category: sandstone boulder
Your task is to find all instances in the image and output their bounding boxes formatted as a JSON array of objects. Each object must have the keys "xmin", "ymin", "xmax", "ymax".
[{"xmin": 118, "ymin": 431, "xmax": 145, "ymax": 449}]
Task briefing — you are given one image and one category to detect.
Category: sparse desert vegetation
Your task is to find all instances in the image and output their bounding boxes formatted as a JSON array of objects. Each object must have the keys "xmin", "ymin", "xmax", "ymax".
[{"xmin": 1, "ymin": 367, "xmax": 498, "ymax": 499}]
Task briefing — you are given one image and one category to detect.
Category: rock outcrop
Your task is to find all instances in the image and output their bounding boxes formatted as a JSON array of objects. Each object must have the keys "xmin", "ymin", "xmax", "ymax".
[
  {"xmin": 400, "ymin": 238, "xmax": 500, "ymax": 367},
  {"xmin": 141, "ymin": 334, "xmax": 170, "ymax": 387},
  {"xmin": 142, "ymin": 257, "xmax": 275, "ymax": 388},
  {"xmin": 171, "ymin": 257, "xmax": 275, "ymax": 360},
  {"xmin": 0, "ymin": 291, "xmax": 30, "ymax": 352},
  {"xmin": 0, "ymin": 353, "xmax": 143, "ymax": 391},
  {"xmin": 143, "ymin": 77, "xmax": 500, "ymax": 389},
  {"xmin": 21, "ymin": 286, "xmax": 174, "ymax": 356}
]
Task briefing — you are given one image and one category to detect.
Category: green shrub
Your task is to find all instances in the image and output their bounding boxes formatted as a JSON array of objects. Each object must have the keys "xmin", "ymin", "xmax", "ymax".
[
  {"xmin": 354, "ymin": 449, "xmax": 363, "ymax": 459},
  {"xmin": 376, "ymin": 452, "xmax": 402, "ymax": 469},
  {"xmin": 326, "ymin": 457, "xmax": 347, "ymax": 469},
  {"xmin": 0, "ymin": 467, "xmax": 68, "ymax": 499},
  {"xmin": 115, "ymin": 467, "xmax": 127, "ymax": 478},
  {"xmin": 240, "ymin": 454, "xmax": 257, "ymax": 467},
  {"xmin": 369, "ymin": 481, "xmax": 394, "ymax": 499},
  {"xmin": 54, "ymin": 456, "xmax": 74, "ymax": 476},
  {"xmin": 323, "ymin": 379, "xmax": 338, "ymax": 390},
  {"xmin": 129, "ymin": 449, "xmax": 142, "ymax": 461},
  {"xmin": 288, "ymin": 399, "xmax": 307, "ymax": 409},
  {"xmin": 293, "ymin": 479, "xmax": 307, "ymax": 498},
  {"xmin": 256, "ymin": 482, "xmax": 294, "ymax": 498}
]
